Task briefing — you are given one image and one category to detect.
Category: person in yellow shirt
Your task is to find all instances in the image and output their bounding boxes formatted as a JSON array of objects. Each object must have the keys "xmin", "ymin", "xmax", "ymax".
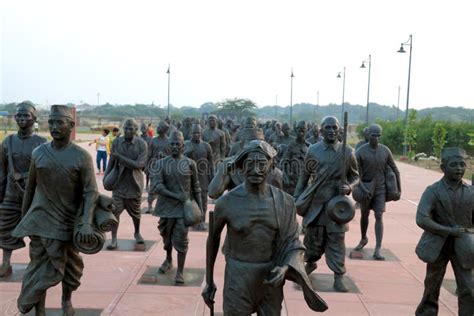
[{"xmin": 89, "ymin": 128, "xmax": 110, "ymax": 175}]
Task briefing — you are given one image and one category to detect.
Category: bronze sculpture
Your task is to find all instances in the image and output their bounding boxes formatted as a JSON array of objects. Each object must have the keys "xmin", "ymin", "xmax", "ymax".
[
  {"xmin": 146, "ymin": 121, "xmax": 170, "ymax": 213},
  {"xmin": 104, "ymin": 118, "xmax": 147, "ymax": 250},
  {"xmin": 184, "ymin": 124, "xmax": 213, "ymax": 231},
  {"xmin": 202, "ymin": 115, "xmax": 226, "ymax": 166},
  {"xmin": 294, "ymin": 116, "xmax": 358, "ymax": 292},
  {"xmin": 281, "ymin": 121, "xmax": 309, "ymax": 196},
  {"xmin": 0, "ymin": 101, "xmax": 47, "ymax": 278},
  {"xmin": 352, "ymin": 124, "xmax": 401, "ymax": 260},
  {"xmin": 13, "ymin": 105, "xmax": 99, "ymax": 315},
  {"xmin": 415, "ymin": 147, "xmax": 473, "ymax": 316},
  {"xmin": 202, "ymin": 140, "xmax": 328, "ymax": 314},
  {"xmin": 150, "ymin": 131, "xmax": 203, "ymax": 284}
]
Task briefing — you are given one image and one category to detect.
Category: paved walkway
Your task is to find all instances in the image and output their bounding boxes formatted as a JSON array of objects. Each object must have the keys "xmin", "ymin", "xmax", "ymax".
[{"xmin": 0, "ymin": 143, "xmax": 462, "ymax": 315}]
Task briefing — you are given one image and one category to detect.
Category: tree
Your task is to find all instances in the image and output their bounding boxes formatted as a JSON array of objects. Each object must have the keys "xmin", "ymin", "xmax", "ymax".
[
  {"xmin": 432, "ymin": 122, "xmax": 447, "ymax": 159},
  {"xmin": 216, "ymin": 98, "xmax": 257, "ymax": 120}
]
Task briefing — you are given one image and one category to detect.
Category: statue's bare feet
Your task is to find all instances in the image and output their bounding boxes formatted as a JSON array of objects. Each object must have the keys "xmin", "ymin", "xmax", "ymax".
[
  {"xmin": 62, "ymin": 300, "xmax": 75, "ymax": 316},
  {"xmin": 305, "ymin": 261, "xmax": 317, "ymax": 275},
  {"xmin": 0, "ymin": 264, "xmax": 12, "ymax": 278},
  {"xmin": 175, "ymin": 271, "xmax": 185, "ymax": 285},
  {"xmin": 134, "ymin": 233, "xmax": 145, "ymax": 244},
  {"xmin": 373, "ymin": 249, "xmax": 385, "ymax": 261},
  {"xmin": 106, "ymin": 239, "xmax": 117, "ymax": 250},
  {"xmin": 354, "ymin": 238, "xmax": 368, "ymax": 251},
  {"xmin": 158, "ymin": 260, "xmax": 172, "ymax": 274}
]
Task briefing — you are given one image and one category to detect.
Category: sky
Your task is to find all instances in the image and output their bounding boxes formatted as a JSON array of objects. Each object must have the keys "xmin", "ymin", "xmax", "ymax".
[{"xmin": 1, "ymin": 0, "xmax": 473, "ymax": 110}]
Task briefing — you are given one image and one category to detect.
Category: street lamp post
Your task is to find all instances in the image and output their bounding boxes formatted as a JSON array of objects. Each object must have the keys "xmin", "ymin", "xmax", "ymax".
[
  {"xmin": 337, "ymin": 67, "xmax": 346, "ymax": 122},
  {"xmin": 313, "ymin": 90, "xmax": 319, "ymax": 122},
  {"xmin": 290, "ymin": 69, "xmax": 294, "ymax": 125},
  {"xmin": 360, "ymin": 55, "xmax": 371, "ymax": 125},
  {"xmin": 396, "ymin": 85, "xmax": 401, "ymax": 120},
  {"xmin": 97, "ymin": 92, "xmax": 100, "ymax": 107},
  {"xmin": 397, "ymin": 34, "xmax": 413, "ymax": 156},
  {"xmin": 166, "ymin": 64, "xmax": 171, "ymax": 119}
]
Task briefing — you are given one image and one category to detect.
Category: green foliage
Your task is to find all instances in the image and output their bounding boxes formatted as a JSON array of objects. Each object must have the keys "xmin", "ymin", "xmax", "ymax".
[
  {"xmin": 432, "ymin": 122, "xmax": 447, "ymax": 158},
  {"xmin": 215, "ymin": 98, "xmax": 257, "ymax": 119},
  {"xmin": 374, "ymin": 119, "xmax": 405, "ymax": 154}
]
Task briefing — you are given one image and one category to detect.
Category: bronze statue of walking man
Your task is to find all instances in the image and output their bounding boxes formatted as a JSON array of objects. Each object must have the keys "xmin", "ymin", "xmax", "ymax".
[
  {"xmin": 415, "ymin": 147, "xmax": 473, "ymax": 316},
  {"xmin": 0, "ymin": 101, "xmax": 46, "ymax": 278},
  {"xmin": 13, "ymin": 105, "xmax": 99, "ymax": 315}
]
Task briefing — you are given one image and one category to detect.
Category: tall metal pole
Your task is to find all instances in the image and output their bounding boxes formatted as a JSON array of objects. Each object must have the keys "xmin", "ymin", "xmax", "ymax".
[
  {"xmin": 396, "ymin": 85, "xmax": 401, "ymax": 119},
  {"xmin": 341, "ymin": 67, "xmax": 346, "ymax": 123},
  {"xmin": 167, "ymin": 64, "xmax": 171, "ymax": 119},
  {"xmin": 290, "ymin": 69, "xmax": 294, "ymax": 125},
  {"xmin": 313, "ymin": 90, "xmax": 319, "ymax": 122},
  {"xmin": 365, "ymin": 55, "xmax": 371, "ymax": 125},
  {"xmin": 403, "ymin": 35, "xmax": 412, "ymax": 156},
  {"xmin": 97, "ymin": 92, "xmax": 100, "ymax": 107},
  {"xmin": 275, "ymin": 94, "xmax": 278, "ymax": 119}
]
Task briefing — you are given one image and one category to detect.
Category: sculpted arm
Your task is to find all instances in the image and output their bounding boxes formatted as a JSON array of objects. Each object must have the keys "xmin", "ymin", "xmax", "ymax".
[
  {"xmin": 80, "ymin": 152, "xmax": 100, "ymax": 226},
  {"xmin": 154, "ymin": 161, "xmax": 181, "ymax": 201},
  {"xmin": 293, "ymin": 151, "xmax": 312, "ymax": 199},
  {"xmin": 386, "ymin": 147, "xmax": 402, "ymax": 193},
  {"xmin": 115, "ymin": 142, "xmax": 147, "ymax": 170},
  {"xmin": 208, "ymin": 161, "xmax": 230, "ymax": 199},
  {"xmin": 416, "ymin": 189, "xmax": 452, "ymax": 237},
  {"xmin": 190, "ymin": 161, "xmax": 203, "ymax": 211},
  {"xmin": 21, "ymin": 158, "xmax": 37, "ymax": 217},
  {"xmin": 0, "ymin": 141, "xmax": 7, "ymax": 202}
]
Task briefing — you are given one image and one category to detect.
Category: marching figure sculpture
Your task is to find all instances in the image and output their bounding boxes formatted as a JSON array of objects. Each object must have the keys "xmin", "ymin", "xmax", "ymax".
[
  {"xmin": 104, "ymin": 118, "xmax": 147, "ymax": 250},
  {"xmin": 13, "ymin": 105, "xmax": 99, "ymax": 315},
  {"xmin": 0, "ymin": 101, "xmax": 47, "ymax": 278},
  {"xmin": 352, "ymin": 124, "xmax": 401, "ymax": 260},
  {"xmin": 202, "ymin": 140, "xmax": 328, "ymax": 315},
  {"xmin": 151, "ymin": 131, "xmax": 203, "ymax": 284},
  {"xmin": 184, "ymin": 124, "xmax": 213, "ymax": 231},
  {"xmin": 202, "ymin": 115, "xmax": 226, "ymax": 167},
  {"xmin": 294, "ymin": 116, "xmax": 358, "ymax": 292},
  {"xmin": 415, "ymin": 147, "xmax": 473, "ymax": 316},
  {"xmin": 146, "ymin": 121, "xmax": 170, "ymax": 213}
]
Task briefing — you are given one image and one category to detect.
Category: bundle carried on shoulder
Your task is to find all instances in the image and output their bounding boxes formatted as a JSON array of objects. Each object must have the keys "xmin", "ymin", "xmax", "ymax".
[{"xmin": 74, "ymin": 194, "xmax": 118, "ymax": 254}]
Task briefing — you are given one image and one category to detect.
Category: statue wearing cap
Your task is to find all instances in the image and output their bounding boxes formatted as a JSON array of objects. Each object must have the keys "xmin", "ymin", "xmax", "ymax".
[
  {"xmin": 415, "ymin": 147, "xmax": 473, "ymax": 316},
  {"xmin": 150, "ymin": 130, "xmax": 203, "ymax": 284},
  {"xmin": 104, "ymin": 118, "xmax": 148, "ymax": 250},
  {"xmin": 202, "ymin": 140, "xmax": 328, "ymax": 314},
  {"xmin": 183, "ymin": 124, "xmax": 213, "ymax": 231},
  {"xmin": 0, "ymin": 101, "xmax": 47, "ymax": 278},
  {"xmin": 145, "ymin": 121, "xmax": 171, "ymax": 213},
  {"xmin": 281, "ymin": 121, "xmax": 309, "ymax": 195},
  {"xmin": 294, "ymin": 116, "xmax": 359, "ymax": 292},
  {"xmin": 202, "ymin": 115, "xmax": 227, "ymax": 166},
  {"xmin": 13, "ymin": 105, "xmax": 100, "ymax": 315}
]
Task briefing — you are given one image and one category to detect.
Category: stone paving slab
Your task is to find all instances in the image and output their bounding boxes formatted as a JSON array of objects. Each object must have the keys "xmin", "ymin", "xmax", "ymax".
[{"xmin": 0, "ymin": 144, "xmax": 461, "ymax": 315}]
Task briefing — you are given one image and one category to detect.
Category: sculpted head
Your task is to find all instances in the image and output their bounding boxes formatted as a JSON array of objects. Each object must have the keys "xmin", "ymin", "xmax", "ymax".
[
  {"xmin": 440, "ymin": 147, "xmax": 467, "ymax": 182},
  {"xmin": 123, "ymin": 119, "xmax": 139, "ymax": 140},
  {"xmin": 140, "ymin": 123, "xmax": 148, "ymax": 135},
  {"xmin": 282, "ymin": 123, "xmax": 291, "ymax": 136},
  {"xmin": 48, "ymin": 105, "xmax": 75, "ymax": 141},
  {"xmin": 296, "ymin": 121, "xmax": 307, "ymax": 139},
  {"xmin": 234, "ymin": 140, "xmax": 277, "ymax": 185},
  {"xmin": 320, "ymin": 116, "xmax": 340, "ymax": 144},
  {"xmin": 191, "ymin": 124, "xmax": 202, "ymax": 141},
  {"xmin": 156, "ymin": 121, "xmax": 169, "ymax": 136},
  {"xmin": 208, "ymin": 115, "xmax": 217, "ymax": 129},
  {"xmin": 169, "ymin": 131, "xmax": 185, "ymax": 157},
  {"xmin": 15, "ymin": 101, "xmax": 37, "ymax": 130},
  {"xmin": 368, "ymin": 124, "xmax": 382, "ymax": 147}
]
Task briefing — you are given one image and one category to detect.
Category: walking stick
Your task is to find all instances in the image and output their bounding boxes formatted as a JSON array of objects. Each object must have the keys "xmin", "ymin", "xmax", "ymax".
[{"xmin": 206, "ymin": 211, "xmax": 215, "ymax": 316}]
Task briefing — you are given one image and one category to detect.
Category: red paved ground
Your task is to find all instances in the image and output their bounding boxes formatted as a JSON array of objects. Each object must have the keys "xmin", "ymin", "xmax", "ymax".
[{"xmin": 0, "ymin": 143, "xmax": 461, "ymax": 315}]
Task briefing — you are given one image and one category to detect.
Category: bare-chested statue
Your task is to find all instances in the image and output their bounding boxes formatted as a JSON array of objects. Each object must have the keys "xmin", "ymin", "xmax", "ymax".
[
  {"xmin": 202, "ymin": 115, "xmax": 226, "ymax": 166},
  {"xmin": 13, "ymin": 105, "xmax": 99, "ymax": 315},
  {"xmin": 146, "ymin": 121, "xmax": 170, "ymax": 213},
  {"xmin": 151, "ymin": 131, "xmax": 203, "ymax": 284},
  {"xmin": 0, "ymin": 101, "xmax": 47, "ymax": 278},
  {"xmin": 281, "ymin": 121, "xmax": 309, "ymax": 196},
  {"xmin": 105, "ymin": 118, "xmax": 147, "ymax": 250},
  {"xmin": 202, "ymin": 140, "xmax": 328, "ymax": 315},
  {"xmin": 415, "ymin": 147, "xmax": 473, "ymax": 316},
  {"xmin": 184, "ymin": 124, "xmax": 213, "ymax": 231},
  {"xmin": 353, "ymin": 124, "xmax": 401, "ymax": 260}
]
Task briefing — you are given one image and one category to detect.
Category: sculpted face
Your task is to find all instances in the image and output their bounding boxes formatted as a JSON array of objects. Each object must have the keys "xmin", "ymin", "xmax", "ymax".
[
  {"xmin": 140, "ymin": 124, "xmax": 148, "ymax": 135},
  {"xmin": 208, "ymin": 117, "xmax": 217, "ymax": 129},
  {"xmin": 123, "ymin": 120, "xmax": 138, "ymax": 141},
  {"xmin": 282, "ymin": 124, "xmax": 290, "ymax": 136},
  {"xmin": 368, "ymin": 125, "xmax": 382, "ymax": 147},
  {"xmin": 243, "ymin": 152, "xmax": 271, "ymax": 185},
  {"xmin": 442, "ymin": 157, "xmax": 466, "ymax": 182},
  {"xmin": 170, "ymin": 137, "xmax": 184, "ymax": 157},
  {"xmin": 15, "ymin": 110, "xmax": 35, "ymax": 129},
  {"xmin": 48, "ymin": 117, "xmax": 74, "ymax": 141},
  {"xmin": 321, "ymin": 117, "xmax": 340, "ymax": 144},
  {"xmin": 156, "ymin": 122, "xmax": 169, "ymax": 136}
]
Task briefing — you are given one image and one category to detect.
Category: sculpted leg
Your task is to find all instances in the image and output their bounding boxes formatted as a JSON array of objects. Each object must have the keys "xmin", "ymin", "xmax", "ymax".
[
  {"xmin": 0, "ymin": 249, "xmax": 13, "ymax": 277},
  {"xmin": 132, "ymin": 217, "xmax": 144, "ymax": 244},
  {"xmin": 107, "ymin": 226, "xmax": 118, "ymax": 250},
  {"xmin": 373, "ymin": 212, "xmax": 385, "ymax": 260},
  {"xmin": 175, "ymin": 251, "xmax": 186, "ymax": 284},
  {"xmin": 355, "ymin": 206, "xmax": 370, "ymax": 250},
  {"xmin": 61, "ymin": 284, "xmax": 75, "ymax": 316}
]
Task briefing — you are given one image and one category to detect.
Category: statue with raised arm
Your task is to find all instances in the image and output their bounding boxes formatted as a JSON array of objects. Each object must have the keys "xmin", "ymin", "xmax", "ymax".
[
  {"xmin": 13, "ymin": 105, "xmax": 99, "ymax": 315},
  {"xmin": 415, "ymin": 147, "xmax": 473, "ymax": 316},
  {"xmin": 0, "ymin": 102, "xmax": 47, "ymax": 278},
  {"xmin": 202, "ymin": 140, "xmax": 328, "ymax": 315}
]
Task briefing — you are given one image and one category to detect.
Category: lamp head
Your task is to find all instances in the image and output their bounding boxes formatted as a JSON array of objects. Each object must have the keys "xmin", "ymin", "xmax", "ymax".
[
  {"xmin": 337, "ymin": 72, "xmax": 341, "ymax": 78},
  {"xmin": 360, "ymin": 62, "xmax": 366, "ymax": 68},
  {"xmin": 397, "ymin": 44, "xmax": 406, "ymax": 53}
]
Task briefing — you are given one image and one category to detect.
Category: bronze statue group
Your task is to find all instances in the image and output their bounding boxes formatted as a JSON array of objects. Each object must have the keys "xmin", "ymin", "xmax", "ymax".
[{"xmin": 0, "ymin": 102, "xmax": 472, "ymax": 315}]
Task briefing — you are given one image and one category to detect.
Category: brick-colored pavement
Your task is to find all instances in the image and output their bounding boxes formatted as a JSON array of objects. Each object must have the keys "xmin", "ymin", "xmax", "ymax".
[{"xmin": 0, "ymin": 143, "xmax": 461, "ymax": 315}]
